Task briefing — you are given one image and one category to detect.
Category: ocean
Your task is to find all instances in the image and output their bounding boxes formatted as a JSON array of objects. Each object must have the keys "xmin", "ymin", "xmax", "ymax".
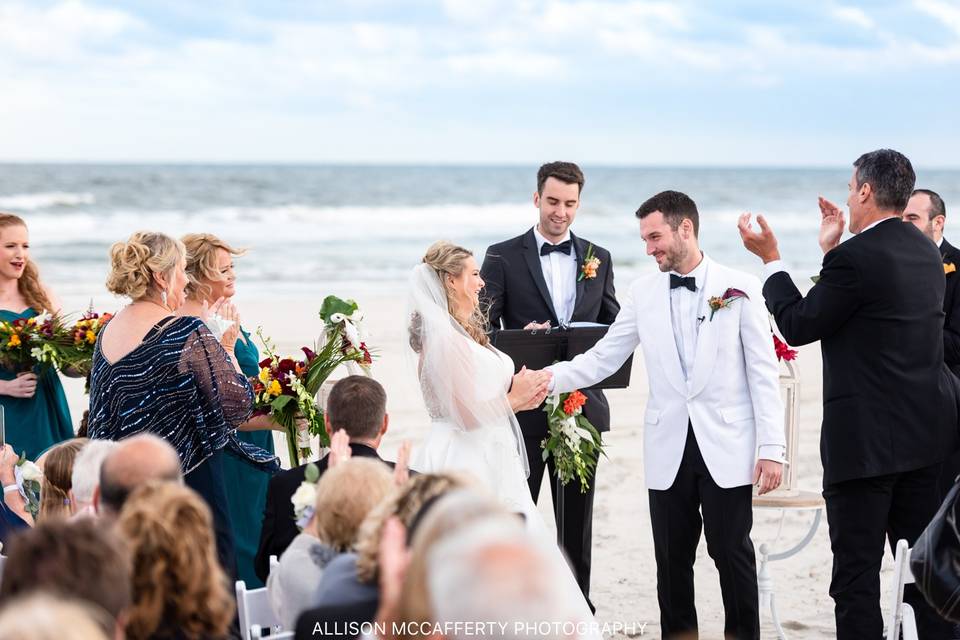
[{"xmin": 2, "ymin": 163, "xmax": 958, "ymax": 302}]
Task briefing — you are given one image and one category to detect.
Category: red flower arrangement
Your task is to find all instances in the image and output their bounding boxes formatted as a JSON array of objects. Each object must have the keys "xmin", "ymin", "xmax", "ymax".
[{"xmin": 773, "ymin": 334, "xmax": 797, "ymax": 362}]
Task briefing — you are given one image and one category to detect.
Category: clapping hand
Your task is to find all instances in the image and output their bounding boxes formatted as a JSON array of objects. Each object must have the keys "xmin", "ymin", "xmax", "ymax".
[
  {"xmin": 818, "ymin": 196, "xmax": 846, "ymax": 253},
  {"xmin": 328, "ymin": 429, "xmax": 352, "ymax": 468},
  {"xmin": 737, "ymin": 213, "xmax": 781, "ymax": 264},
  {"xmin": 393, "ymin": 441, "xmax": 411, "ymax": 486}
]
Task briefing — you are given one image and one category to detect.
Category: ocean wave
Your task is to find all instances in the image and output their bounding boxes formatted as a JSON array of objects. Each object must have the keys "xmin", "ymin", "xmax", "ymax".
[{"xmin": 0, "ymin": 192, "xmax": 96, "ymax": 210}]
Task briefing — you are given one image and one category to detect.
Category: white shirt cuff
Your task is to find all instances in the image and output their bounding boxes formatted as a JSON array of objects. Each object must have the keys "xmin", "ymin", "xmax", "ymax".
[
  {"xmin": 545, "ymin": 367, "xmax": 556, "ymax": 393},
  {"xmin": 758, "ymin": 444, "xmax": 786, "ymax": 463},
  {"xmin": 762, "ymin": 260, "xmax": 786, "ymax": 282}
]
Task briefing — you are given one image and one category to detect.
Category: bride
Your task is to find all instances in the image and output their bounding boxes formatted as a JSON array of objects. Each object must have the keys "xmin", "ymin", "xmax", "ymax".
[{"xmin": 408, "ymin": 240, "xmax": 596, "ymax": 621}]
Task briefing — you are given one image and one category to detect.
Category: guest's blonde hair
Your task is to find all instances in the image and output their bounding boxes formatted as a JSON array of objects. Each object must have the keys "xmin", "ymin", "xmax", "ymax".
[
  {"xmin": 0, "ymin": 213, "xmax": 53, "ymax": 313},
  {"xmin": 422, "ymin": 241, "xmax": 489, "ymax": 346},
  {"xmin": 0, "ymin": 593, "xmax": 110, "ymax": 640},
  {"xmin": 39, "ymin": 438, "xmax": 88, "ymax": 520},
  {"xmin": 181, "ymin": 233, "xmax": 245, "ymax": 301},
  {"xmin": 355, "ymin": 472, "xmax": 471, "ymax": 583},
  {"xmin": 106, "ymin": 231, "xmax": 186, "ymax": 300},
  {"xmin": 116, "ymin": 482, "xmax": 234, "ymax": 640},
  {"xmin": 312, "ymin": 458, "xmax": 394, "ymax": 551}
]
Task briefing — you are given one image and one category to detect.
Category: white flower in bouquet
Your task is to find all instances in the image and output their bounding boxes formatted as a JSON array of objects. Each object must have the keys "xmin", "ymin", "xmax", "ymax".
[{"xmin": 18, "ymin": 459, "xmax": 42, "ymax": 483}]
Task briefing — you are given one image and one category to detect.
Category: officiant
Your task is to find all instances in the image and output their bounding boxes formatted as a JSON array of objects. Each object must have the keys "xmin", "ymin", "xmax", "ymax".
[{"xmin": 480, "ymin": 161, "xmax": 619, "ymax": 611}]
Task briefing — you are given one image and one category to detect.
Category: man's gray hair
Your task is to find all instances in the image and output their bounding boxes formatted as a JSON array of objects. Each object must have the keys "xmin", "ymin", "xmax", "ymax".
[
  {"xmin": 426, "ymin": 517, "xmax": 582, "ymax": 637},
  {"xmin": 71, "ymin": 440, "xmax": 120, "ymax": 506}
]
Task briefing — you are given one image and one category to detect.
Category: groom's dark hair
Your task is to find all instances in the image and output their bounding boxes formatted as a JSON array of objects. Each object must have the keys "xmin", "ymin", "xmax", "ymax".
[
  {"xmin": 537, "ymin": 162, "xmax": 585, "ymax": 194},
  {"xmin": 636, "ymin": 190, "xmax": 700, "ymax": 237}
]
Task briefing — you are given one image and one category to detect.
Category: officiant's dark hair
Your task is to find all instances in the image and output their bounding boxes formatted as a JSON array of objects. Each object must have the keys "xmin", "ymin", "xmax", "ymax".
[
  {"xmin": 327, "ymin": 375, "xmax": 387, "ymax": 440},
  {"xmin": 636, "ymin": 190, "xmax": 700, "ymax": 237},
  {"xmin": 912, "ymin": 188, "xmax": 946, "ymax": 220},
  {"xmin": 537, "ymin": 161, "xmax": 585, "ymax": 194},
  {"xmin": 853, "ymin": 149, "xmax": 915, "ymax": 212}
]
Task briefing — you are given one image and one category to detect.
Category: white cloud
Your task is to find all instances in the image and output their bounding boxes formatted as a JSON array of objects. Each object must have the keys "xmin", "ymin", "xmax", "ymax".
[
  {"xmin": 831, "ymin": 6, "xmax": 876, "ymax": 30},
  {"xmin": 914, "ymin": 0, "xmax": 960, "ymax": 36}
]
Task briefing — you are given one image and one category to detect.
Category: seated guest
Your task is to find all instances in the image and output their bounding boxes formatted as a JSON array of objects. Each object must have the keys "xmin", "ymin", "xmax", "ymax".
[
  {"xmin": 117, "ymin": 482, "xmax": 234, "ymax": 640},
  {"xmin": 70, "ymin": 440, "xmax": 120, "ymax": 519},
  {"xmin": 256, "ymin": 375, "xmax": 393, "ymax": 581},
  {"xmin": 0, "ymin": 593, "xmax": 111, "ymax": 640},
  {"xmin": 0, "ymin": 518, "xmax": 132, "ymax": 639},
  {"xmin": 0, "ymin": 444, "xmax": 31, "ymax": 537},
  {"xmin": 295, "ymin": 473, "xmax": 469, "ymax": 632},
  {"xmin": 268, "ymin": 458, "xmax": 394, "ymax": 629},
  {"xmin": 94, "ymin": 434, "xmax": 182, "ymax": 521},
  {"xmin": 38, "ymin": 438, "xmax": 88, "ymax": 520}
]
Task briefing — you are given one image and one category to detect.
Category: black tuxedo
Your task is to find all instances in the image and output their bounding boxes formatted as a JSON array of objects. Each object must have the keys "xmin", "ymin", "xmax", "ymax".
[
  {"xmin": 254, "ymin": 444, "xmax": 390, "ymax": 582},
  {"xmin": 763, "ymin": 218, "xmax": 959, "ymax": 638},
  {"xmin": 480, "ymin": 227, "xmax": 619, "ymax": 608},
  {"xmin": 941, "ymin": 238, "xmax": 960, "ymax": 378}
]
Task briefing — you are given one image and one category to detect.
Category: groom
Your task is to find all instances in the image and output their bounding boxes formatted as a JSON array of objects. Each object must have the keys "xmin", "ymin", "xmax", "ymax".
[
  {"xmin": 480, "ymin": 161, "xmax": 619, "ymax": 610},
  {"xmin": 545, "ymin": 190, "xmax": 784, "ymax": 639}
]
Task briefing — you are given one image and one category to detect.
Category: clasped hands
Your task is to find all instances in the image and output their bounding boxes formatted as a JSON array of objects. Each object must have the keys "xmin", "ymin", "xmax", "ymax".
[
  {"xmin": 738, "ymin": 196, "xmax": 846, "ymax": 261},
  {"xmin": 508, "ymin": 366, "xmax": 553, "ymax": 412}
]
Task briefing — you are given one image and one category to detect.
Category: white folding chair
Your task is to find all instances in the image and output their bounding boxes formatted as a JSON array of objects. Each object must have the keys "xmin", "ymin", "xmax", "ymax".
[
  {"xmin": 251, "ymin": 624, "xmax": 294, "ymax": 640},
  {"xmin": 886, "ymin": 539, "xmax": 919, "ymax": 640},
  {"xmin": 236, "ymin": 580, "xmax": 284, "ymax": 640}
]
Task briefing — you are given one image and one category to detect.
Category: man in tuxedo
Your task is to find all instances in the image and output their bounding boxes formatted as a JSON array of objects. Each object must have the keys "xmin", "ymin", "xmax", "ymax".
[
  {"xmin": 546, "ymin": 190, "xmax": 784, "ymax": 638},
  {"xmin": 480, "ymin": 161, "xmax": 619, "ymax": 608},
  {"xmin": 254, "ymin": 376, "xmax": 393, "ymax": 582},
  {"xmin": 739, "ymin": 150, "xmax": 959, "ymax": 638}
]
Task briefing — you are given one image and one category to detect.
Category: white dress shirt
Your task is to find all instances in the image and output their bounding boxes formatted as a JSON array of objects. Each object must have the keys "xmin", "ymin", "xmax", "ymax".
[
  {"xmin": 533, "ymin": 226, "xmax": 578, "ymax": 325},
  {"xmin": 668, "ymin": 255, "xmax": 708, "ymax": 380}
]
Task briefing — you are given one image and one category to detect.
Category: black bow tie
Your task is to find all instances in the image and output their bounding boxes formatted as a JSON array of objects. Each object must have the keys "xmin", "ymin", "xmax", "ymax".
[
  {"xmin": 540, "ymin": 240, "xmax": 572, "ymax": 256},
  {"xmin": 670, "ymin": 274, "xmax": 697, "ymax": 292}
]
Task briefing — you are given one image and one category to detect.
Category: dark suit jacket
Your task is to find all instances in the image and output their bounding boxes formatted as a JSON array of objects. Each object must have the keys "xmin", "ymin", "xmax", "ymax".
[
  {"xmin": 253, "ymin": 443, "xmax": 389, "ymax": 582},
  {"xmin": 763, "ymin": 218, "xmax": 959, "ymax": 485},
  {"xmin": 941, "ymin": 238, "xmax": 960, "ymax": 377},
  {"xmin": 481, "ymin": 228, "xmax": 620, "ymax": 438}
]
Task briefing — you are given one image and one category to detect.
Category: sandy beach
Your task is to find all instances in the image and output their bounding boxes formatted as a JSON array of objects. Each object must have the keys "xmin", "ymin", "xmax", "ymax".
[{"xmin": 56, "ymin": 289, "xmax": 898, "ymax": 639}]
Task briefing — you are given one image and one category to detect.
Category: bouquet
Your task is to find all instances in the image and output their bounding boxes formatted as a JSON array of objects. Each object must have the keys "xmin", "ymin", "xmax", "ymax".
[
  {"xmin": 0, "ymin": 313, "xmax": 57, "ymax": 373},
  {"xmin": 290, "ymin": 462, "xmax": 321, "ymax": 529},
  {"xmin": 253, "ymin": 296, "xmax": 376, "ymax": 466},
  {"xmin": 541, "ymin": 390, "xmax": 605, "ymax": 493},
  {"xmin": 773, "ymin": 334, "xmax": 798, "ymax": 361},
  {"xmin": 15, "ymin": 453, "xmax": 42, "ymax": 520},
  {"xmin": 43, "ymin": 309, "xmax": 114, "ymax": 377}
]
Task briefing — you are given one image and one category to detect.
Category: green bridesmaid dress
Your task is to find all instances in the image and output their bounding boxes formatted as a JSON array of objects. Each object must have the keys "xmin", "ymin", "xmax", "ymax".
[
  {"xmin": 0, "ymin": 308, "xmax": 73, "ymax": 460},
  {"xmin": 223, "ymin": 326, "xmax": 276, "ymax": 587}
]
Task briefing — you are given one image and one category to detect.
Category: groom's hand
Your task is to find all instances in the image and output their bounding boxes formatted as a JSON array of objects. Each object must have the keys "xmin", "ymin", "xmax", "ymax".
[
  {"xmin": 737, "ymin": 213, "xmax": 781, "ymax": 264},
  {"xmin": 754, "ymin": 459, "xmax": 783, "ymax": 495}
]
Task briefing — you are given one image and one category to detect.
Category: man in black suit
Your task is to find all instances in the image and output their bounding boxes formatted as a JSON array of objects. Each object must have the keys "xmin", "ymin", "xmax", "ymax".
[
  {"xmin": 480, "ymin": 161, "xmax": 619, "ymax": 609},
  {"xmin": 254, "ymin": 376, "xmax": 393, "ymax": 582},
  {"xmin": 738, "ymin": 149, "xmax": 959, "ymax": 638}
]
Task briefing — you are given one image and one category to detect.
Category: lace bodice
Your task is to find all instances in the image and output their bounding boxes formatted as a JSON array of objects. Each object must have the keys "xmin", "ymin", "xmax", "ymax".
[{"xmin": 420, "ymin": 338, "xmax": 514, "ymax": 422}]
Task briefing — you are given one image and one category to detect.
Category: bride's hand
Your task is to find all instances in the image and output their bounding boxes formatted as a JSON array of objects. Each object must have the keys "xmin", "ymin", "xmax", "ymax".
[{"xmin": 508, "ymin": 366, "xmax": 552, "ymax": 412}]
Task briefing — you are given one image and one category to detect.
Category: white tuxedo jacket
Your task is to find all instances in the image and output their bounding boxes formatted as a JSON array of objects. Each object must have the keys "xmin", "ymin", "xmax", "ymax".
[{"xmin": 549, "ymin": 257, "xmax": 785, "ymax": 490}]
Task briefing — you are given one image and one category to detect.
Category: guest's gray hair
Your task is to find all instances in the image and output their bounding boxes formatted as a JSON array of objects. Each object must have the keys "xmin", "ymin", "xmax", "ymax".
[
  {"xmin": 71, "ymin": 440, "xmax": 120, "ymax": 507},
  {"xmin": 426, "ymin": 518, "xmax": 580, "ymax": 636}
]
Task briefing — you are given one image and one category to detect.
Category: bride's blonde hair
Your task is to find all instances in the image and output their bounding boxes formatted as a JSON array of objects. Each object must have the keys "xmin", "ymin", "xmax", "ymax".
[{"xmin": 421, "ymin": 241, "xmax": 489, "ymax": 347}]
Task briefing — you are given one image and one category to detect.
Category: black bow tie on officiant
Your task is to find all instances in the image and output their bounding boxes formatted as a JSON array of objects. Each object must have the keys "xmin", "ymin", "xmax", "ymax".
[
  {"xmin": 670, "ymin": 274, "xmax": 697, "ymax": 292},
  {"xmin": 540, "ymin": 240, "xmax": 572, "ymax": 256}
]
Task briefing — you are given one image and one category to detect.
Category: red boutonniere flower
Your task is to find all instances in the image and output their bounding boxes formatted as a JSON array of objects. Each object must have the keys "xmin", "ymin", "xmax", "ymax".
[
  {"xmin": 707, "ymin": 287, "xmax": 749, "ymax": 320},
  {"xmin": 773, "ymin": 334, "xmax": 798, "ymax": 361}
]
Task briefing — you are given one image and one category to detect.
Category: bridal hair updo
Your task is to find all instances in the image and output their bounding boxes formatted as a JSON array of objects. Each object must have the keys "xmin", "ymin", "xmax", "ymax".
[
  {"xmin": 106, "ymin": 232, "xmax": 185, "ymax": 300},
  {"xmin": 182, "ymin": 233, "xmax": 245, "ymax": 300},
  {"xmin": 421, "ymin": 241, "xmax": 490, "ymax": 347},
  {"xmin": 0, "ymin": 213, "xmax": 54, "ymax": 313}
]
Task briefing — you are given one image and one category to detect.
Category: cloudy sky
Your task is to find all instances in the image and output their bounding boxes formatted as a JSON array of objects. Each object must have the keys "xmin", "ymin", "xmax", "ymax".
[{"xmin": 1, "ymin": 0, "xmax": 958, "ymax": 166}]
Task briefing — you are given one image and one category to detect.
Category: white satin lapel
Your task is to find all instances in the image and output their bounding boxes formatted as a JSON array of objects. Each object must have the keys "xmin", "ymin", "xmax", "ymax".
[
  {"xmin": 652, "ymin": 273, "xmax": 687, "ymax": 396},
  {"xmin": 688, "ymin": 260, "xmax": 721, "ymax": 398}
]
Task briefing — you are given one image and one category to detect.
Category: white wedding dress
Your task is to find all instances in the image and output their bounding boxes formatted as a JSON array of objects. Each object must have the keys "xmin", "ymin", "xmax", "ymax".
[{"xmin": 407, "ymin": 263, "xmax": 596, "ymax": 624}]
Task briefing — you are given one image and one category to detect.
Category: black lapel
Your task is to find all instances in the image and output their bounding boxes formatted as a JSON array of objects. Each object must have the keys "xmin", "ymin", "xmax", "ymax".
[
  {"xmin": 941, "ymin": 238, "xmax": 956, "ymax": 261},
  {"xmin": 572, "ymin": 232, "xmax": 587, "ymax": 314},
  {"xmin": 522, "ymin": 229, "xmax": 560, "ymax": 325}
]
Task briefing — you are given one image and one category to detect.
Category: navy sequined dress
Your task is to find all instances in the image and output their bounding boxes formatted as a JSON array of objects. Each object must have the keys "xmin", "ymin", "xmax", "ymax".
[{"xmin": 87, "ymin": 315, "xmax": 278, "ymax": 577}]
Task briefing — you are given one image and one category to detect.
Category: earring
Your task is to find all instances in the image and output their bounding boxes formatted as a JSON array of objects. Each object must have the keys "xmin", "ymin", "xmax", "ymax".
[{"xmin": 160, "ymin": 290, "xmax": 168, "ymax": 308}]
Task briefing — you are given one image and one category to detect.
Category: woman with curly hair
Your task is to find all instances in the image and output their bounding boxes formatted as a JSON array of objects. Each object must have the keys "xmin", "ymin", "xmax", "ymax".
[
  {"xmin": 117, "ymin": 481, "xmax": 234, "ymax": 640},
  {"xmin": 0, "ymin": 213, "xmax": 73, "ymax": 459},
  {"xmin": 38, "ymin": 437, "xmax": 88, "ymax": 520}
]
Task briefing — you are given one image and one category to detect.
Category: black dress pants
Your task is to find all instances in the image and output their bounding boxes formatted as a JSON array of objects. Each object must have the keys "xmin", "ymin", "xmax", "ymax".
[
  {"xmin": 524, "ymin": 433, "xmax": 597, "ymax": 612},
  {"xmin": 823, "ymin": 463, "xmax": 953, "ymax": 639},
  {"xmin": 648, "ymin": 425, "xmax": 759, "ymax": 640}
]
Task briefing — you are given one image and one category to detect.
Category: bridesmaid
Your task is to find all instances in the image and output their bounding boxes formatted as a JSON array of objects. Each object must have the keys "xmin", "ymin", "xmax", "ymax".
[
  {"xmin": 0, "ymin": 213, "xmax": 72, "ymax": 459},
  {"xmin": 180, "ymin": 233, "xmax": 279, "ymax": 588}
]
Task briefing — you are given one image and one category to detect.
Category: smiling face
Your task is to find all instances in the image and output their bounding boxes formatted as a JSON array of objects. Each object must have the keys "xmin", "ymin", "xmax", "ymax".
[
  {"xmin": 534, "ymin": 177, "xmax": 580, "ymax": 243},
  {"xmin": 0, "ymin": 224, "xmax": 29, "ymax": 281},
  {"xmin": 640, "ymin": 211, "xmax": 690, "ymax": 273},
  {"xmin": 156, "ymin": 255, "xmax": 190, "ymax": 310},
  {"xmin": 846, "ymin": 166, "xmax": 871, "ymax": 233},
  {"xmin": 206, "ymin": 248, "xmax": 237, "ymax": 300},
  {"xmin": 446, "ymin": 255, "xmax": 484, "ymax": 318}
]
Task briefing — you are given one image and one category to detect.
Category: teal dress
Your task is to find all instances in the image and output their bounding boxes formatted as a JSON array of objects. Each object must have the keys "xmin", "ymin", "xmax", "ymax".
[
  {"xmin": 223, "ymin": 326, "xmax": 276, "ymax": 587},
  {"xmin": 0, "ymin": 309, "xmax": 73, "ymax": 459}
]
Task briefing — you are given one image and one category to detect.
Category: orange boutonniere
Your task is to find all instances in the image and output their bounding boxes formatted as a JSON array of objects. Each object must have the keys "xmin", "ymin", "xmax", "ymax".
[
  {"xmin": 707, "ymin": 287, "xmax": 750, "ymax": 320},
  {"xmin": 579, "ymin": 244, "xmax": 601, "ymax": 281},
  {"xmin": 945, "ymin": 262, "xmax": 956, "ymax": 275}
]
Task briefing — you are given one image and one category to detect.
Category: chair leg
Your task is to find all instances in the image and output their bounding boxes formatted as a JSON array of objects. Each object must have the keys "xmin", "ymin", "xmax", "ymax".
[{"xmin": 901, "ymin": 604, "xmax": 918, "ymax": 640}]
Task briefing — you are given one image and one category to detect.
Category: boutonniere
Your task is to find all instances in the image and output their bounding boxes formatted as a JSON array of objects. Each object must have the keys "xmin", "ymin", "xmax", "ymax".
[
  {"xmin": 945, "ymin": 262, "xmax": 956, "ymax": 275},
  {"xmin": 578, "ymin": 244, "xmax": 601, "ymax": 281},
  {"xmin": 707, "ymin": 288, "xmax": 749, "ymax": 320}
]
